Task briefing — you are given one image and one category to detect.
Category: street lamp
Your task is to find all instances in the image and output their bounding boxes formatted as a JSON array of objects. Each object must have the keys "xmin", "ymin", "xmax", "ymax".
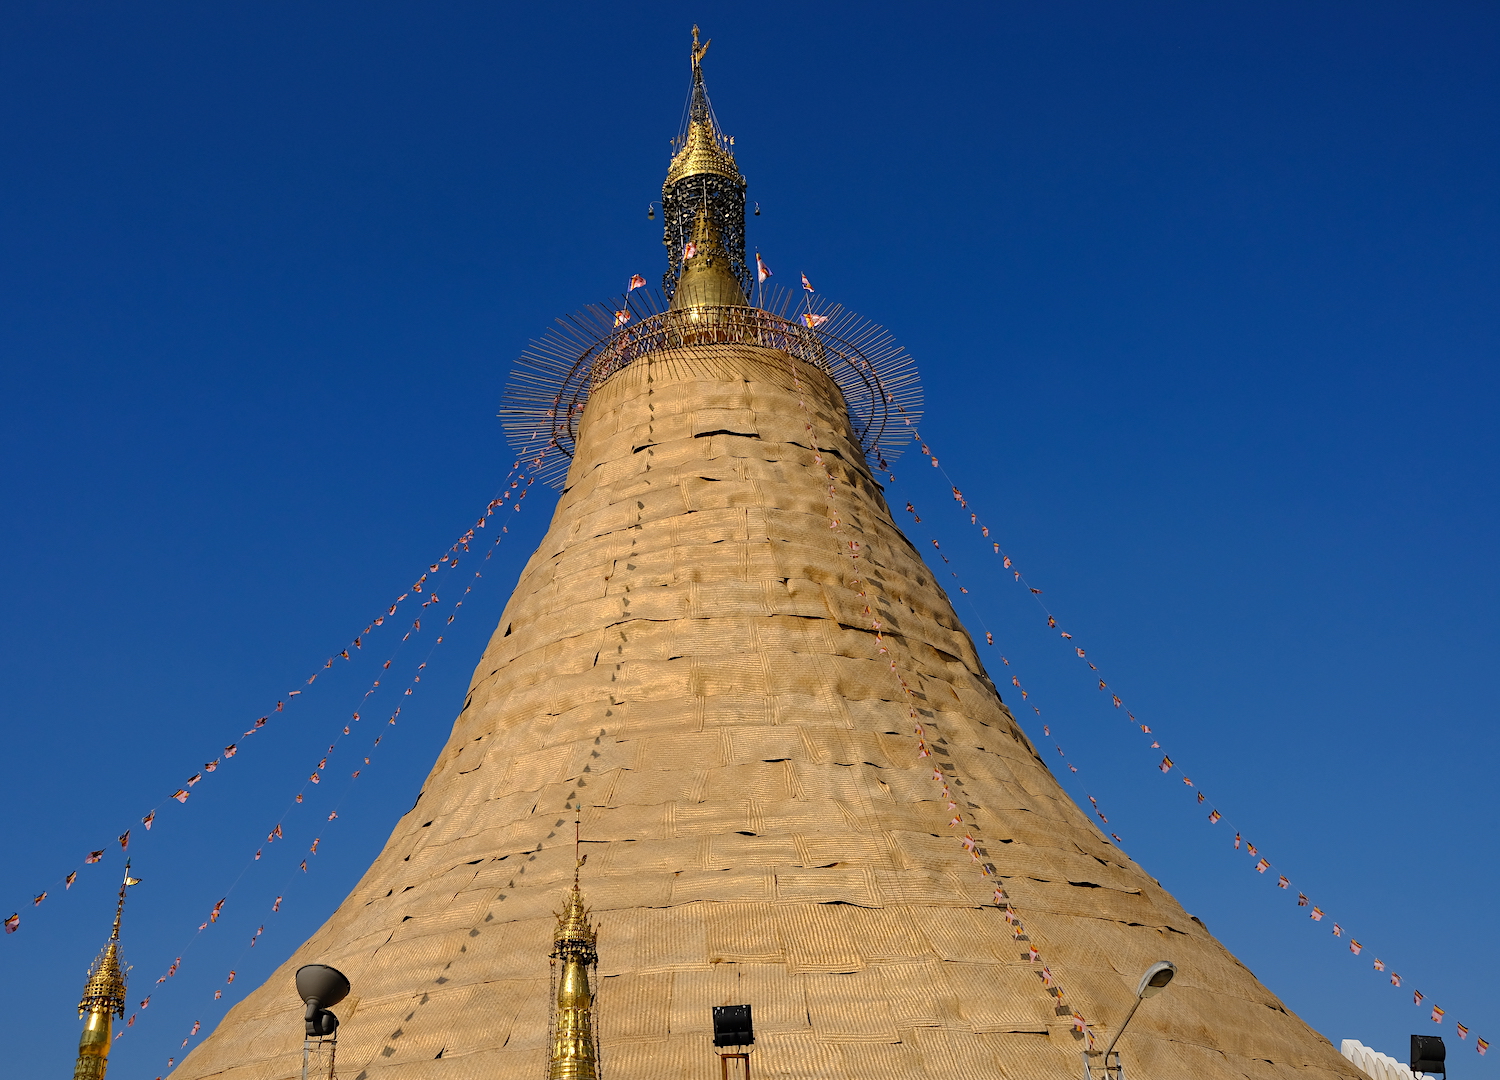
[{"xmin": 1083, "ymin": 961, "xmax": 1177, "ymax": 1080}]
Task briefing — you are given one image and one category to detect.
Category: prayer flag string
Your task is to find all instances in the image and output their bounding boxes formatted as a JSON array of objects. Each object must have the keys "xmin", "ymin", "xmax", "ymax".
[
  {"xmin": 898, "ymin": 499, "xmax": 1125, "ymax": 844},
  {"xmin": 122, "ymin": 451, "xmax": 551, "ymax": 1066},
  {"xmin": 778, "ymin": 353, "xmax": 1095, "ymax": 1044},
  {"xmin": 5, "ymin": 457, "xmax": 545, "ymax": 939},
  {"xmin": 879, "ymin": 406, "xmax": 1486, "ymax": 1053}
]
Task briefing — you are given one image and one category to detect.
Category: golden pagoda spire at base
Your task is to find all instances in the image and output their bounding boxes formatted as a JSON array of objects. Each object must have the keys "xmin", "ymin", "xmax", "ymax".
[
  {"xmin": 71, "ymin": 862, "xmax": 140, "ymax": 1080},
  {"xmin": 547, "ymin": 834, "xmax": 601, "ymax": 1080}
]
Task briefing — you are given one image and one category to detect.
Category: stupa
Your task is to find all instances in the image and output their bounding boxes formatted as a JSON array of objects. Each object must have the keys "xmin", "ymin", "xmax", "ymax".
[
  {"xmin": 72, "ymin": 863, "xmax": 140, "ymax": 1080},
  {"xmin": 173, "ymin": 30, "xmax": 1364, "ymax": 1080}
]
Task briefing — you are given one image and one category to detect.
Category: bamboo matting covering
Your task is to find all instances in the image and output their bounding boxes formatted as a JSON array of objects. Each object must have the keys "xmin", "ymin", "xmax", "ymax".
[{"xmin": 174, "ymin": 344, "xmax": 1363, "ymax": 1080}]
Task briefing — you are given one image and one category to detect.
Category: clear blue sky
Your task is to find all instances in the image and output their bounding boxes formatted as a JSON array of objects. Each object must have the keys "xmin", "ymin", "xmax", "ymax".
[{"xmin": 2, "ymin": 3, "xmax": 1496, "ymax": 1075}]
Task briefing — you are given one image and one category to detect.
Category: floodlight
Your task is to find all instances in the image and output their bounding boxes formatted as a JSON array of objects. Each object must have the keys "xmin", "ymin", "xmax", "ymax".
[
  {"xmin": 1411, "ymin": 1034, "xmax": 1446, "ymax": 1077},
  {"xmin": 295, "ymin": 964, "xmax": 350, "ymax": 1038},
  {"xmin": 712, "ymin": 1004, "xmax": 754, "ymax": 1047}
]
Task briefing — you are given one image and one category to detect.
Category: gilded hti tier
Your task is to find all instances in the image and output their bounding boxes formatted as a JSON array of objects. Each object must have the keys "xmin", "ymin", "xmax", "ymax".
[{"xmin": 173, "ymin": 32, "xmax": 1362, "ymax": 1080}]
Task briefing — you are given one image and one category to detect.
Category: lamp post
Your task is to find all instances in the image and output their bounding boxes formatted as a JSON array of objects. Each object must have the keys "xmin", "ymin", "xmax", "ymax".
[{"xmin": 1083, "ymin": 961, "xmax": 1177, "ymax": 1080}]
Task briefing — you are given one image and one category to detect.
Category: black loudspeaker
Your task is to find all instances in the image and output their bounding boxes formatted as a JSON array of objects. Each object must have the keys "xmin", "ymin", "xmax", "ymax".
[
  {"xmin": 296, "ymin": 964, "xmax": 351, "ymax": 1039},
  {"xmin": 1412, "ymin": 1034, "xmax": 1447, "ymax": 1076},
  {"xmin": 712, "ymin": 1004, "xmax": 754, "ymax": 1047}
]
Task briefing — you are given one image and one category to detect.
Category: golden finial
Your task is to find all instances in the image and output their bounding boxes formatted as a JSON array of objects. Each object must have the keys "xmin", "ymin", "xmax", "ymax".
[
  {"xmin": 660, "ymin": 26, "xmax": 751, "ymax": 302},
  {"xmin": 548, "ymin": 818, "xmax": 600, "ymax": 1080},
  {"xmin": 664, "ymin": 30, "xmax": 740, "ymax": 191},
  {"xmin": 72, "ymin": 862, "xmax": 140, "ymax": 1080},
  {"xmin": 573, "ymin": 816, "xmax": 585, "ymax": 887},
  {"xmin": 691, "ymin": 25, "xmax": 711, "ymax": 71}
]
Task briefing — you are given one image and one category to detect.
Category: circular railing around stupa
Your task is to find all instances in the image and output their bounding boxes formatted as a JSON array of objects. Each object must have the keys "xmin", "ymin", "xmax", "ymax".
[{"xmin": 501, "ymin": 288, "xmax": 923, "ymax": 489}]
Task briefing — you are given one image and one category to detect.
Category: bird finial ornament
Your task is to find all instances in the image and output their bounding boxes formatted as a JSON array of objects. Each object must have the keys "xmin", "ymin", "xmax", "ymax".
[{"xmin": 691, "ymin": 25, "xmax": 711, "ymax": 70}]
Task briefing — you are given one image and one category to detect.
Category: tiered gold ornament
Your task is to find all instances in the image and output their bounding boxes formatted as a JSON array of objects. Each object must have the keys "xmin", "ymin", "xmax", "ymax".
[
  {"xmin": 659, "ymin": 24, "xmax": 749, "ymax": 299},
  {"xmin": 547, "ymin": 850, "xmax": 601, "ymax": 1080},
  {"xmin": 72, "ymin": 864, "xmax": 139, "ymax": 1080}
]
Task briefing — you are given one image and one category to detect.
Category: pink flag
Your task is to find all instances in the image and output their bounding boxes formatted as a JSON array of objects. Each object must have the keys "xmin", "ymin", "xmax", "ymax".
[
  {"xmin": 756, "ymin": 252, "xmax": 772, "ymax": 282},
  {"xmin": 801, "ymin": 272, "xmax": 814, "ymax": 292},
  {"xmin": 628, "ymin": 274, "xmax": 646, "ymax": 291}
]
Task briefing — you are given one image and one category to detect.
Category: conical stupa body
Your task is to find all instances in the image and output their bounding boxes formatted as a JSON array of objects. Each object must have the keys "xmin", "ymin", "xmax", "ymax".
[{"xmin": 174, "ymin": 340, "xmax": 1360, "ymax": 1080}]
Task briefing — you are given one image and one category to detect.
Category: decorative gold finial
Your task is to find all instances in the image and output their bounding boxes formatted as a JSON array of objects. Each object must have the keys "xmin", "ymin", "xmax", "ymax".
[
  {"xmin": 547, "ymin": 822, "xmax": 600, "ymax": 1080},
  {"xmin": 660, "ymin": 26, "xmax": 751, "ymax": 301},
  {"xmin": 692, "ymin": 25, "xmax": 711, "ymax": 71},
  {"xmin": 72, "ymin": 862, "xmax": 140, "ymax": 1080}
]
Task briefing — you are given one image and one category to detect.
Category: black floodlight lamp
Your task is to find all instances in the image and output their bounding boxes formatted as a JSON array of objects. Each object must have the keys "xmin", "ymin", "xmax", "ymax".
[
  {"xmin": 296, "ymin": 964, "xmax": 350, "ymax": 1038},
  {"xmin": 1087, "ymin": 961, "xmax": 1178, "ymax": 1079},
  {"xmin": 712, "ymin": 1004, "xmax": 754, "ymax": 1047},
  {"xmin": 1411, "ymin": 1034, "xmax": 1446, "ymax": 1077}
]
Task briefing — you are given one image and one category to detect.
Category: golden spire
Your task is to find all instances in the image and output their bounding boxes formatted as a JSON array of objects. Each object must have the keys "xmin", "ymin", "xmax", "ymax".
[
  {"xmin": 547, "ymin": 823, "xmax": 600, "ymax": 1080},
  {"xmin": 660, "ymin": 26, "xmax": 751, "ymax": 301},
  {"xmin": 665, "ymin": 26, "xmax": 740, "ymax": 187},
  {"xmin": 72, "ymin": 862, "xmax": 140, "ymax": 1080}
]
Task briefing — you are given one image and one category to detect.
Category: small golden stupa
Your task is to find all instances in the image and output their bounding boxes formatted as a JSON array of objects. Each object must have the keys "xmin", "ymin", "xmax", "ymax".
[
  {"xmin": 547, "ymin": 834, "xmax": 600, "ymax": 1080},
  {"xmin": 72, "ymin": 862, "xmax": 140, "ymax": 1080}
]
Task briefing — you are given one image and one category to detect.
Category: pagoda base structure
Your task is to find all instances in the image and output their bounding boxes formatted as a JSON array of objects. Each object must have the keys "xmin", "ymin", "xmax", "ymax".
[{"xmin": 172, "ymin": 342, "xmax": 1362, "ymax": 1080}]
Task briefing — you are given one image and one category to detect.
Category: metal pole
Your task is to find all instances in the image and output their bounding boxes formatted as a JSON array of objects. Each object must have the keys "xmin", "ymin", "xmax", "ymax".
[
  {"xmin": 1100, "ymin": 995, "xmax": 1144, "ymax": 1065},
  {"xmin": 302, "ymin": 1037, "xmax": 311, "ymax": 1080}
]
